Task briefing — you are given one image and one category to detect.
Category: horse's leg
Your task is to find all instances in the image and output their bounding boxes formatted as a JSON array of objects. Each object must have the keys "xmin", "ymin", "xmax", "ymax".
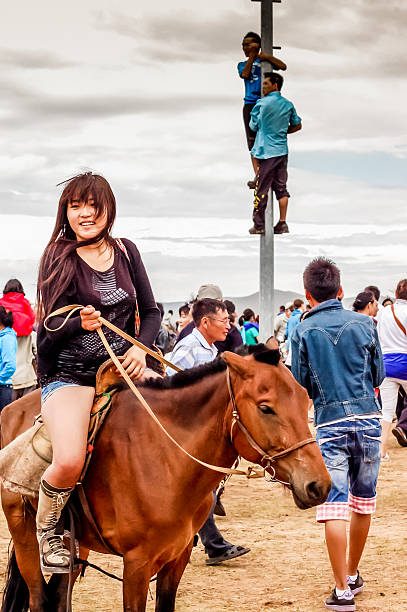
[
  {"xmin": 155, "ymin": 541, "xmax": 193, "ymax": 612},
  {"xmin": 122, "ymin": 552, "xmax": 152, "ymax": 612},
  {"xmin": 1, "ymin": 490, "xmax": 49, "ymax": 611}
]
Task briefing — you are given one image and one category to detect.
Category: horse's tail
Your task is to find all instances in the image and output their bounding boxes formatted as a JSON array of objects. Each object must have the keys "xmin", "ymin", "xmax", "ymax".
[{"xmin": 1, "ymin": 547, "xmax": 29, "ymax": 612}]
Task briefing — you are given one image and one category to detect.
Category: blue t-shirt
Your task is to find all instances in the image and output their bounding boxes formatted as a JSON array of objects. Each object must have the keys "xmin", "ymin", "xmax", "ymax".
[
  {"xmin": 249, "ymin": 91, "xmax": 301, "ymax": 159},
  {"xmin": 237, "ymin": 59, "xmax": 262, "ymax": 104}
]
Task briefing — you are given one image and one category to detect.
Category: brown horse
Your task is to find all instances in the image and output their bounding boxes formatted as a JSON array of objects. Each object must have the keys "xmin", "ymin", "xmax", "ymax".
[{"xmin": 1, "ymin": 347, "xmax": 331, "ymax": 612}]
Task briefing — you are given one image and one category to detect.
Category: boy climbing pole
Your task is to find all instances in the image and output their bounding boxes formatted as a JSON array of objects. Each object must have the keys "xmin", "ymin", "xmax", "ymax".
[
  {"xmin": 238, "ymin": 32, "xmax": 286, "ymax": 189},
  {"xmin": 248, "ymin": 72, "xmax": 302, "ymax": 235}
]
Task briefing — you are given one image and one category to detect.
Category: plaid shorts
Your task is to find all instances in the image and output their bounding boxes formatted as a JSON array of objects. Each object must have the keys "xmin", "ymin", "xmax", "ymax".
[{"xmin": 316, "ymin": 418, "xmax": 381, "ymax": 522}]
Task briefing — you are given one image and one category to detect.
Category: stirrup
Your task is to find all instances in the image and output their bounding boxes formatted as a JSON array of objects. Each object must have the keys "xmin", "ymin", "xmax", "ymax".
[{"xmin": 38, "ymin": 528, "xmax": 79, "ymax": 575}]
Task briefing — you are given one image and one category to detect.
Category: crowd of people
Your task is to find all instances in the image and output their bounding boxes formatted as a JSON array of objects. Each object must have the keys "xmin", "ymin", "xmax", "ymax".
[{"xmin": 0, "ymin": 175, "xmax": 405, "ymax": 610}]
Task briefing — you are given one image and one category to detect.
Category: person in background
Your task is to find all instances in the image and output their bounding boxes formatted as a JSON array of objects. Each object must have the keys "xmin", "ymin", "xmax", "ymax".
[
  {"xmin": 165, "ymin": 299, "xmax": 250, "ymax": 565},
  {"xmin": 292, "ymin": 258, "xmax": 384, "ymax": 612},
  {"xmin": 376, "ymin": 279, "xmax": 407, "ymax": 457},
  {"xmin": 213, "ymin": 300, "xmax": 243, "ymax": 353},
  {"xmin": 0, "ymin": 305, "xmax": 17, "ymax": 412},
  {"xmin": 364, "ymin": 285, "xmax": 380, "ymax": 305},
  {"xmin": 382, "ymin": 297, "xmax": 393, "ymax": 308},
  {"xmin": 286, "ymin": 298, "xmax": 305, "ymax": 351},
  {"xmin": 274, "ymin": 302, "xmax": 292, "ymax": 343},
  {"xmin": 277, "ymin": 304, "xmax": 285, "ymax": 316},
  {"xmin": 352, "ymin": 291, "xmax": 379, "ymax": 318},
  {"xmin": 238, "ymin": 31, "xmax": 286, "ymax": 189},
  {"xmin": 0, "ymin": 279, "xmax": 37, "ymax": 399},
  {"xmin": 155, "ymin": 302, "xmax": 172, "ymax": 355},
  {"xmin": 177, "ymin": 304, "xmax": 192, "ymax": 333},
  {"xmin": 176, "ymin": 284, "xmax": 223, "ymax": 345},
  {"xmin": 240, "ymin": 308, "xmax": 259, "ymax": 345}
]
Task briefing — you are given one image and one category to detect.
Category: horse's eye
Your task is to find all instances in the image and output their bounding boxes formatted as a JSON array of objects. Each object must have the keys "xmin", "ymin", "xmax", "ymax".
[{"xmin": 258, "ymin": 404, "xmax": 276, "ymax": 415}]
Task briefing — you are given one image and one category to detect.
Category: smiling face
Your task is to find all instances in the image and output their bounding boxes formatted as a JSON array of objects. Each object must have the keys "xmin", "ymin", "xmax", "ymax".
[
  {"xmin": 199, "ymin": 307, "xmax": 230, "ymax": 345},
  {"xmin": 66, "ymin": 195, "xmax": 108, "ymax": 242}
]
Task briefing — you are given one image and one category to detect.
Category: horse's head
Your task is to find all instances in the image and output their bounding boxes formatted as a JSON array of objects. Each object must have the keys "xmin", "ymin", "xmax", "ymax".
[{"xmin": 223, "ymin": 347, "xmax": 331, "ymax": 509}]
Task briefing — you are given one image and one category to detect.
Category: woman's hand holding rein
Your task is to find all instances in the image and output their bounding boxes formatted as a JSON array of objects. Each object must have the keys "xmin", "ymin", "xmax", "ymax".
[
  {"xmin": 80, "ymin": 305, "xmax": 102, "ymax": 331},
  {"xmin": 80, "ymin": 306, "xmax": 146, "ymax": 379},
  {"xmin": 121, "ymin": 346, "xmax": 146, "ymax": 380}
]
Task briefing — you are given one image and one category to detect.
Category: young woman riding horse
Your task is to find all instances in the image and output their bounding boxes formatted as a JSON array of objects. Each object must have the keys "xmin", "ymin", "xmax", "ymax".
[{"xmin": 35, "ymin": 172, "xmax": 160, "ymax": 572}]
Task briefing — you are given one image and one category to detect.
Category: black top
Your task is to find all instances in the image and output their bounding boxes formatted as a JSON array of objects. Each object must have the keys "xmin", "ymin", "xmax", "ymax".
[{"xmin": 37, "ymin": 238, "xmax": 160, "ymax": 387}]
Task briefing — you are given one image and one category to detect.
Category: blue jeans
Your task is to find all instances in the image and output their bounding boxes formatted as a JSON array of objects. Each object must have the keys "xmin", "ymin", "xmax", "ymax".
[
  {"xmin": 316, "ymin": 418, "xmax": 381, "ymax": 521},
  {"xmin": 41, "ymin": 381, "xmax": 80, "ymax": 405},
  {"xmin": 0, "ymin": 385, "xmax": 12, "ymax": 412}
]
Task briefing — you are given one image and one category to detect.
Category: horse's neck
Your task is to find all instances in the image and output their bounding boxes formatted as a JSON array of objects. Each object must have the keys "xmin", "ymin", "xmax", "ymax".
[{"xmin": 156, "ymin": 371, "xmax": 237, "ymax": 479}]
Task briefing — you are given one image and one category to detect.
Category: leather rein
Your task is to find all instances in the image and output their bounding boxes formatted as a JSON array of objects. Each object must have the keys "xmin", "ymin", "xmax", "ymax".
[{"xmin": 45, "ymin": 305, "xmax": 317, "ymax": 483}]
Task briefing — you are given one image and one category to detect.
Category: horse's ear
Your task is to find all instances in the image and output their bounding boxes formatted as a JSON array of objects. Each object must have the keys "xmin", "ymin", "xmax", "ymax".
[{"xmin": 222, "ymin": 351, "xmax": 251, "ymax": 378}]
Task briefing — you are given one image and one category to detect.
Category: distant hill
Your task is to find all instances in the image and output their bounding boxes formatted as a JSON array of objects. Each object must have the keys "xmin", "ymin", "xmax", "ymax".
[
  {"xmin": 162, "ymin": 289, "xmax": 303, "ymax": 317},
  {"xmin": 161, "ymin": 290, "xmax": 359, "ymax": 319}
]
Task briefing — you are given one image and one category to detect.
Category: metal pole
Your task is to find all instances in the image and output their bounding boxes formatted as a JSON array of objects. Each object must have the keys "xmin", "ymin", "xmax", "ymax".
[{"xmin": 252, "ymin": 0, "xmax": 280, "ymax": 341}]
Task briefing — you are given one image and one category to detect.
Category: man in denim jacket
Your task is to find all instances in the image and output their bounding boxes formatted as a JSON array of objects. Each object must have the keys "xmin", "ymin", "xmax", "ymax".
[{"xmin": 291, "ymin": 258, "xmax": 385, "ymax": 612}]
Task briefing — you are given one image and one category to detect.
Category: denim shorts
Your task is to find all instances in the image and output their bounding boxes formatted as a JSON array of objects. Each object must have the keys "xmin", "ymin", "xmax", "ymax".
[
  {"xmin": 41, "ymin": 381, "xmax": 80, "ymax": 406},
  {"xmin": 316, "ymin": 418, "xmax": 381, "ymax": 522}
]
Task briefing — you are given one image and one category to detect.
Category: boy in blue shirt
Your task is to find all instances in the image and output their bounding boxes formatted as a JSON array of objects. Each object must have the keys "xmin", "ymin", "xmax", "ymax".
[
  {"xmin": 248, "ymin": 72, "xmax": 302, "ymax": 235},
  {"xmin": 291, "ymin": 258, "xmax": 385, "ymax": 611},
  {"xmin": 237, "ymin": 32, "xmax": 286, "ymax": 189}
]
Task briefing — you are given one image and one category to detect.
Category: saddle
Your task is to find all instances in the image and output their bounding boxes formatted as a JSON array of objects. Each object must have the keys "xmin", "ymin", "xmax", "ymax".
[{"xmin": 0, "ymin": 357, "xmax": 125, "ymax": 498}]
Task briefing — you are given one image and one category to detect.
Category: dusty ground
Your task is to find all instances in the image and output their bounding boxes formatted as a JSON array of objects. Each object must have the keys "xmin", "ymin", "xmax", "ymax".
[{"xmin": 1, "ymin": 434, "xmax": 407, "ymax": 612}]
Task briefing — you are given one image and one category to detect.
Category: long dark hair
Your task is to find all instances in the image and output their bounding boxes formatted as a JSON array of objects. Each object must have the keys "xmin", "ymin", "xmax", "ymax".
[{"xmin": 37, "ymin": 172, "xmax": 116, "ymax": 319}]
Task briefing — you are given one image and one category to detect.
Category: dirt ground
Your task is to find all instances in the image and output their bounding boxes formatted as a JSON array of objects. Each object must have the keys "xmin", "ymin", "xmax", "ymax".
[{"xmin": 1, "ymin": 434, "xmax": 407, "ymax": 612}]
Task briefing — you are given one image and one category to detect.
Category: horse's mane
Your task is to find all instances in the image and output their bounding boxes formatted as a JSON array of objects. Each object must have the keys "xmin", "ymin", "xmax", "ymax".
[
  {"xmin": 140, "ymin": 356, "xmax": 227, "ymax": 390},
  {"xmin": 138, "ymin": 344, "xmax": 280, "ymax": 391}
]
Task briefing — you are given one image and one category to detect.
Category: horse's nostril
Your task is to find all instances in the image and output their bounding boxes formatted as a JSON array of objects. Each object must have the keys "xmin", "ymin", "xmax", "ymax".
[{"xmin": 306, "ymin": 480, "xmax": 322, "ymax": 500}]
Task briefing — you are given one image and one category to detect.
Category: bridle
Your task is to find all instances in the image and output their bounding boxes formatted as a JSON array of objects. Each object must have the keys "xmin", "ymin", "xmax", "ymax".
[{"xmin": 226, "ymin": 368, "xmax": 316, "ymax": 486}]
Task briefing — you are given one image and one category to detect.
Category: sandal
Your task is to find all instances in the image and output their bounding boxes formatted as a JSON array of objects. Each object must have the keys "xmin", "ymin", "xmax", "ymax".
[{"xmin": 205, "ymin": 544, "xmax": 250, "ymax": 566}]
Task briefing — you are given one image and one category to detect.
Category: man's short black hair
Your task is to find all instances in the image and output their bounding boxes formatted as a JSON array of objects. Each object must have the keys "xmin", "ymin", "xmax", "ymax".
[
  {"xmin": 264, "ymin": 71, "xmax": 284, "ymax": 91},
  {"xmin": 193, "ymin": 299, "xmax": 226, "ymax": 327},
  {"xmin": 243, "ymin": 31, "xmax": 261, "ymax": 46},
  {"xmin": 364, "ymin": 285, "xmax": 380, "ymax": 301},
  {"xmin": 224, "ymin": 300, "xmax": 235, "ymax": 315},
  {"xmin": 303, "ymin": 258, "xmax": 341, "ymax": 303}
]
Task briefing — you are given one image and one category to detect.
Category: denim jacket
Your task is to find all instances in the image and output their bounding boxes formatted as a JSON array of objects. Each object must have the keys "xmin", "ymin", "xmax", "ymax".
[{"xmin": 291, "ymin": 299, "xmax": 385, "ymax": 426}]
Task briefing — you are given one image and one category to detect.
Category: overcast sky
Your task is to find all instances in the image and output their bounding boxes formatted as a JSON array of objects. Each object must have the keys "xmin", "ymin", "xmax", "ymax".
[{"xmin": 1, "ymin": 0, "xmax": 406, "ymax": 303}]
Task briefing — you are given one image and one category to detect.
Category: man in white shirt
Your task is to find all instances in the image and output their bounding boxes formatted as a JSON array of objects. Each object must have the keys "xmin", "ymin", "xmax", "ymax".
[
  {"xmin": 377, "ymin": 279, "xmax": 407, "ymax": 455},
  {"xmin": 166, "ymin": 298, "xmax": 250, "ymax": 565}
]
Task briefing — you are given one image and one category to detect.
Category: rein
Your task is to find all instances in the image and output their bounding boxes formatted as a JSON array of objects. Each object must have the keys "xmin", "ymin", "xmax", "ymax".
[{"xmin": 44, "ymin": 305, "xmax": 316, "ymax": 481}]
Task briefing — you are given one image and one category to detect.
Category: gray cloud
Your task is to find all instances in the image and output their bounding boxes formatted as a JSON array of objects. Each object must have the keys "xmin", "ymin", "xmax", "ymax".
[
  {"xmin": 93, "ymin": 8, "xmax": 253, "ymax": 63},
  {"xmin": 94, "ymin": 2, "xmax": 407, "ymax": 77},
  {"xmin": 0, "ymin": 76, "xmax": 235, "ymax": 130},
  {"xmin": 0, "ymin": 48, "xmax": 77, "ymax": 69}
]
